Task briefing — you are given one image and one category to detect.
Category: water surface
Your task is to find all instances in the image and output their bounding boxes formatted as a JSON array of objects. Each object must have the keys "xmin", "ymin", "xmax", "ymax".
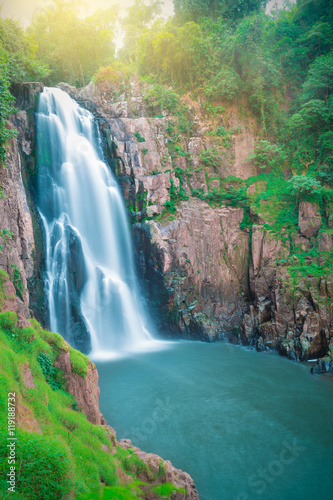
[{"xmin": 96, "ymin": 342, "xmax": 333, "ymax": 500}]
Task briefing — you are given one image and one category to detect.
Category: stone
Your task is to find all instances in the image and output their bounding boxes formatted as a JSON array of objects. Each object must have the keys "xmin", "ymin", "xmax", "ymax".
[
  {"xmin": 298, "ymin": 201, "xmax": 322, "ymax": 238},
  {"xmin": 116, "ymin": 441, "xmax": 199, "ymax": 499},
  {"xmin": 56, "ymin": 82, "xmax": 78, "ymax": 99},
  {"xmin": 299, "ymin": 312, "xmax": 326, "ymax": 360},
  {"xmin": 0, "ymin": 134, "xmax": 35, "ymax": 320},
  {"xmin": 22, "ymin": 362, "xmax": 35, "ymax": 388},
  {"xmin": 311, "ymin": 357, "xmax": 333, "ymax": 375},
  {"xmin": 55, "ymin": 348, "xmax": 101, "ymax": 425},
  {"xmin": 318, "ymin": 232, "xmax": 333, "ymax": 252}
]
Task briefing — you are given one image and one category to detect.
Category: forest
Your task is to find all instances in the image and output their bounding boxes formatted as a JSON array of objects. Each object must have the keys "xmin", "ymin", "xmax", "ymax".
[{"xmin": 1, "ymin": 0, "xmax": 333, "ymax": 214}]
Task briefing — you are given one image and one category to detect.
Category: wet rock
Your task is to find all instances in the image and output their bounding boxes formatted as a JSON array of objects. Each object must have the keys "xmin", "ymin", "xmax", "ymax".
[
  {"xmin": 299, "ymin": 312, "xmax": 326, "ymax": 360},
  {"xmin": 56, "ymin": 82, "xmax": 78, "ymax": 100},
  {"xmin": 11, "ymin": 82, "xmax": 43, "ymax": 111},
  {"xmin": 311, "ymin": 357, "xmax": 333, "ymax": 375}
]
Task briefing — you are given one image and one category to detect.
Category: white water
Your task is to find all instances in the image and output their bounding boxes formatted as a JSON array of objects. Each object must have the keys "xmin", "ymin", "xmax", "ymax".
[{"xmin": 36, "ymin": 87, "xmax": 161, "ymax": 359}]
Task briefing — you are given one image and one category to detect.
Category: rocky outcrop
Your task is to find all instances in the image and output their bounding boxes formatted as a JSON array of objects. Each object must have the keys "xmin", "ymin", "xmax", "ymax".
[
  {"xmin": 6, "ymin": 79, "xmax": 331, "ymax": 370},
  {"xmin": 0, "ymin": 131, "xmax": 35, "ymax": 326},
  {"xmin": 55, "ymin": 348, "xmax": 101, "ymax": 425},
  {"xmin": 75, "ymin": 75, "xmax": 258, "ymax": 217},
  {"xmin": 118, "ymin": 439, "xmax": 199, "ymax": 499},
  {"xmin": 311, "ymin": 356, "xmax": 333, "ymax": 375},
  {"xmin": 134, "ymin": 199, "xmax": 249, "ymax": 340},
  {"xmin": 60, "ymin": 77, "xmax": 333, "ymax": 366},
  {"xmin": 240, "ymin": 212, "xmax": 333, "ymax": 364},
  {"xmin": 299, "ymin": 201, "xmax": 322, "ymax": 238},
  {"xmin": 0, "ymin": 82, "xmax": 48, "ymax": 330}
]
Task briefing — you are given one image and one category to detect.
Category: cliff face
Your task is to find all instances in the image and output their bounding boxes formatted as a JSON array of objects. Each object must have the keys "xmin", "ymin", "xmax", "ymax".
[
  {"xmin": 0, "ymin": 108, "xmax": 37, "ymax": 325},
  {"xmin": 2, "ymin": 80, "xmax": 332, "ymax": 371},
  {"xmin": 66, "ymin": 77, "xmax": 256, "ymax": 342},
  {"xmin": 65, "ymin": 75, "xmax": 333, "ymax": 371},
  {"xmin": 0, "ymin": 83, "xmax": 199, "ymax": 498}
]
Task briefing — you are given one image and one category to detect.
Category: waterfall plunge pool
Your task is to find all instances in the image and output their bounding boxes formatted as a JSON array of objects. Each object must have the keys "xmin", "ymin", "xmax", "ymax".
[{"xmin": 96, "ymin": 341, "xmax": 333, "ymax": 500}]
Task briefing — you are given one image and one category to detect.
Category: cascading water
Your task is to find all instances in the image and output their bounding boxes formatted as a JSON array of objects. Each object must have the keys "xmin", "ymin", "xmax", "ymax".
[{"xmin": 36, "ymin": 87, "xmax": 158, "ymax": 359}]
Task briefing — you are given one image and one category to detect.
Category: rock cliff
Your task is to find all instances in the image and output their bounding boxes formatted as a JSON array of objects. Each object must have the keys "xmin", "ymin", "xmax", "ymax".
[
  {"xmin": 64, "ymin": 74, "xmax": 333, "ymax": 372},
  {"xmin": 2, "ymin": 79, "xmax": 332, "ymax": 374},
  {"xmin": 0, "ymin": 82, "xmax": 200, "ymax": 498}
]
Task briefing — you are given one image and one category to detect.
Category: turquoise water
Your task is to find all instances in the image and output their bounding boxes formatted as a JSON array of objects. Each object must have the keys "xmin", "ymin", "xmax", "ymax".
[{"xmin": 96, "ymin": 342, "xmax": 333, "ymax": 500}]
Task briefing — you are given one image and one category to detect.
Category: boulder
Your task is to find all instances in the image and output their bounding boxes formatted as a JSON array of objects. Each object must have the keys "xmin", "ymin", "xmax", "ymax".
[{"xmin": 298, "ymin": 201, "xmax": 322, "ymax": 238}]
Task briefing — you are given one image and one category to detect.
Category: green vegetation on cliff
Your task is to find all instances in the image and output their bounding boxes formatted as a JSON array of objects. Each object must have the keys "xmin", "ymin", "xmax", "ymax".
[
  {"xmin": 0, "ymin": 274, "xmax": 182, "ymax": 500},
  {"xmin": 0, "ymin": 17, "xmax": 48, "ymax": 161}
]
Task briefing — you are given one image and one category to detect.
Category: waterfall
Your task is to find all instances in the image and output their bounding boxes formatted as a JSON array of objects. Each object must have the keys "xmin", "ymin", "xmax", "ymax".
[{"xmin": 36, "ymin": 87, "xmax": 158, "ymax": 359}]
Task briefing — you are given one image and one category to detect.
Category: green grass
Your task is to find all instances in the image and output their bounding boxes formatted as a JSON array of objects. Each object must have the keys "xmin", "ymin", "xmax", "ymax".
[{"xmin": 0, "ymin": 272, "xmax": 181, "ymax": 499}]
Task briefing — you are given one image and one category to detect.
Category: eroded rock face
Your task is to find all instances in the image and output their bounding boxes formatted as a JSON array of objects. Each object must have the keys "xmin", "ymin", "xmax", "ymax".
[
  {"xmin": 299, "ymin": 201, "xmax": 322, "ymax": 238},
  {"xmin": 241, "ymin": 223, "xmax": 333, "ymax": 362},
  {"xmin": 133, "ymin": 199, "xmax": 249, "ymax": 340},
  {"xmin": 61, "ymin": 78, "xmax": 331, "ymax": 364},
  {"xmin": 55, "ymin": 349, "xmax": 101, "ymax": 425},
  {"xmin": 0, "ymin": 133, "xmax": 35, "ymax": 326},
  {"xmin": 49, "ymin": 80, "xmax": 333, "ymax": 366}
]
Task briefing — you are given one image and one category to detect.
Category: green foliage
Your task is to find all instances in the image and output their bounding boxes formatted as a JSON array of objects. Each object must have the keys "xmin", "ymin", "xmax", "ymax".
[
  {"xmin": 37, "ymin": 352, "xmax": 61, "ymax": 391},
  {"xmin": 29, "ymin": 0, "xmax": 117, "ymax": 87},
  {"xmin": 133, "ymin": 131, "xmax": 146, "ymax": 143},
  {"xmin": 0, "ymin": 270, "xmax": 8, "ymax": 310},
  {"xmin": 286, "ymin": 175, "xmax": 324, "ymax": 203},
  {"xmin": 11, "ymin": 264, "xmax": 24, "ymax": 301},
  {"xmin": 0, "ymin": 59, "xmax": 15, "ymax": 161},
  {"xmin": 173, "ymin": 0, "xmax": 265, "ymax": 24},
  {"xmin": 248, "ymin": 140, "xmax": 288, "ymax": 172},
  {"xmin": 204, "ymin": 66, "xmax": 241, "ymax": 101},
  {"xmin": 77, "ymin": 482, "xmax": 144, "ymax": 499},
  {"xmin": 93, "ymin": 65, "xmax": 133, "ymax": 102},
  {"xmin": 144, "ymin": 84, "xmax": 181, "ymax": 114},
  {"xmin": 119, "ymin": 0, "xmax": 162, "ymax": 64},
  {"xmin": 200, "ymin": 148, "xmax": 221, "ymax": 170},
  {"xmin": 0, "ymin": 18, "xmax": 48, "ymax": 83},
  {"xmin": 152, "ymin": 482, "xmax": 186, "ymax": 498},
  {"xmin": 0, "ymin": 17, "xmax": 47, "ymax": 162}
]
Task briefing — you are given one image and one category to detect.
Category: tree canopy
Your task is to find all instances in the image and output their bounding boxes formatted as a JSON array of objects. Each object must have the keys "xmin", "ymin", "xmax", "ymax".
[{"xmin": 29, "ymin": 0, "xmax": 117, "ymax": 87}]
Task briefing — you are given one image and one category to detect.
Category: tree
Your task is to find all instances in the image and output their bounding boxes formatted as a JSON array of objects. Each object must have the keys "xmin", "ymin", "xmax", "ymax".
[
  {"xmin": 173, "ymin": 0, "xmax": 266, "ymax": 24},
  {"xmin": 0, "ymin": 17, "xmax": 48, "ymax": 161},
  {"xmin": 29, "ymin": 0, "xmax": 117, "ymax": 87},
  {"xmin": 119, "ymin": 0, "xmax": 162, "ymax": 63}
]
